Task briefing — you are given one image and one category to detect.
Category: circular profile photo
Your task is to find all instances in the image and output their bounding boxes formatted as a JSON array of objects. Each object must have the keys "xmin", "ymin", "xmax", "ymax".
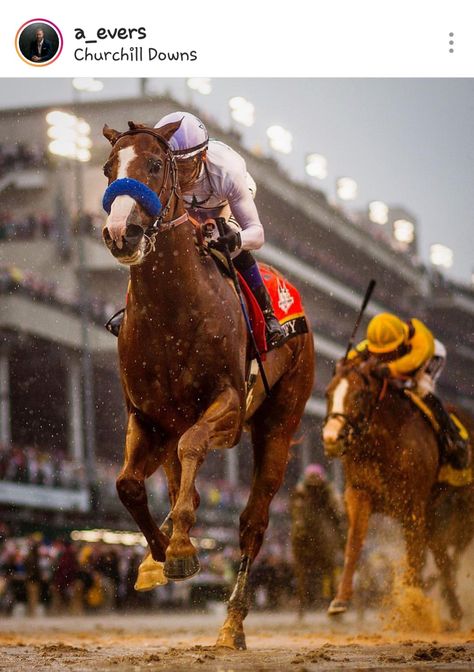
[{"xmin": 16, "ymin": 18, "xmax": 63, "ymax": 67}]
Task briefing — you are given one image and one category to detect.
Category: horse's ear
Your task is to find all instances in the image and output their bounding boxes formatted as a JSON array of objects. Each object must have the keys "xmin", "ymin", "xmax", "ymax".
[
  {"xmin": 154, "ymin": 119, "xmax": 183, "ymax": 142},
  {"xmin": 103, "ymin": 125, "xmax": 120, "ymax": 146},
  {"xmin": 334, "ymin": 359, "xmax": 346, "ymax": 375},
  {"xmin": 127, "ymin": 121, "xmax": 148, "ymax": 131}
]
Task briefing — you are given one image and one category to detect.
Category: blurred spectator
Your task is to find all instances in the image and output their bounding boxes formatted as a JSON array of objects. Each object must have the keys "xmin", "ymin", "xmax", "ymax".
[
  {"xmin": 290, "ymin": 464, "xmax": 345, "ymax": 616},
  {"xmin": 0, "ymin": 265, "xmax": 120, "ymax": 327},
  {"xmin": 0, "ymin": 442, "xmax": 85, "ymax": 490},
  {"xmin": 0, "ymin": 142, "xmax": 47, "ymax": 178},
  {"xmin": 24, "ymin": 540, "xmax": 41, "ymax": 616},
  {"xmin": 51, "ymin": 540, "xmax": 79, "ymax": 613}
]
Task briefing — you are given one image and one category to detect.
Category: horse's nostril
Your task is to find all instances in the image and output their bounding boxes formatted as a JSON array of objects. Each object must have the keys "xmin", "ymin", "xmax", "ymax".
[
  {"xmin": 125, "ymin": 224, "xmax": 144, "ymax": 244},
  {"xmin": 103, "ymin": 227, "xmax": 112, "ymax": 242}
]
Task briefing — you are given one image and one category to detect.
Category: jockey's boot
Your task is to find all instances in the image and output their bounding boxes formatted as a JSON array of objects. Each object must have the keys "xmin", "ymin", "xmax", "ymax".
[
  {"xmin": 253, "ymin": 283, "xmax": 286, "ymax": 348},
  {"xmin": 105, "ymin": 308, "xmax": 125, "ymax": 337},
  {"xmin": 423, "ymin": 393, "xmax": 471, "ymax": 470}
]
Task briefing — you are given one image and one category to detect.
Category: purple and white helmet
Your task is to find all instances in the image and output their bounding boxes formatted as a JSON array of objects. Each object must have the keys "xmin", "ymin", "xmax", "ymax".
[{"xmin": 154, "ymin": 111, "xmax": 209, "ymax": 159}]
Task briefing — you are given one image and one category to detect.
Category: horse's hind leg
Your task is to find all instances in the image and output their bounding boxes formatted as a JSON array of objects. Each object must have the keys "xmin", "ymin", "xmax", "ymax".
[
  {"xmin": 217, "ymin": 361, "xmax": 312, "ymax": 649},
  {"xmin": 328, "ymin": 486, "xmax": 371, "ymax": 615},
  {"xmin": 430, "ymin": 543, "xmax": 463, "ymax": 624},
  {"xmin": 116, "ymin": 412, "xmax": 171, "ymax": 565},
  {"xmin": 165, "ymin": 386, "xmax": 241, "ymax": 581}
]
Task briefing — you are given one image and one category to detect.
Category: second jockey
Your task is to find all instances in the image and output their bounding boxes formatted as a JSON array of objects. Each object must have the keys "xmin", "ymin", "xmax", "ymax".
[{"xmin": 349, "ymin": 312, "xmax": 470, "ymax": 471}]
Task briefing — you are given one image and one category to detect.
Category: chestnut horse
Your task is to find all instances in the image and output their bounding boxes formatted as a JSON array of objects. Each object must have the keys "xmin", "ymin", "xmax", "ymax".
[
  {"xmin": 322, "ymin": 357, "xmax": 473, "ymax": 623},
  {"xmin": 101, "ymin": 121, "xmax": 314, "ymax": 648}
]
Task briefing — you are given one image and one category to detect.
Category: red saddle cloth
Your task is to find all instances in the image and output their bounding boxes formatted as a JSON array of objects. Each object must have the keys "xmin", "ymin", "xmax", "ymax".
[{"xmin": 237, "ymin": 263, "xmax": 307, "ymax": 354}]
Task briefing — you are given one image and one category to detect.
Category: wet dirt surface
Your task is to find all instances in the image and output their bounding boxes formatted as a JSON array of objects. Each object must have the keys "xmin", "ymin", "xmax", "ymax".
[{"xmin": 1, "ymin": 611, "xmax": 473, "ymax": 671}]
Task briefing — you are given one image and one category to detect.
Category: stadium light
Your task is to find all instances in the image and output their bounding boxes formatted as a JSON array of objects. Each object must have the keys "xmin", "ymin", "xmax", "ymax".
[
  {"xmin": 72, "ymin": 78, "xmax": 104, "ymax": 93},
  {"xmin": 393, "ymin": 218, "xmax": 415, "ymax": 244},
  {"xmin": 336, "ymin": 177, "xmax": 358, "ymax": 201},
  {"xmin": 430, "ymin": 243, "xmax": 453, "ymax": 269},
  {"xmin": 368, "ymin": 200, "xmax": 389, "ymax": 225},
  {"xmin": 47, "ymin": 111, "xmax": 91, "ymax": 163},
  {"xmin": 305, "ymin": 153, "xmax": 327, "ymax": 179},
  {"xmin": 229, "ymin": 96, "xmax": 255, "ymax": 127},
  {"xmin": 46, "ymin": 110, "xmax": 96, "ymax": 482},
  {"xmin": 266, "ymin": 125, "xmax": 292, "ymax": 154},
  {"xmin": 187, "ymin": 77, "xmax": 212, "ymax": 95}
]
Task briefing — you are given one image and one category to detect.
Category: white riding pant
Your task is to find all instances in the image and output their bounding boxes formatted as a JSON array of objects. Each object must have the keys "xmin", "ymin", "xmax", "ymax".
[{"xmin": 414, "ymin": 339, "xmax": 446, "ymax": 398}]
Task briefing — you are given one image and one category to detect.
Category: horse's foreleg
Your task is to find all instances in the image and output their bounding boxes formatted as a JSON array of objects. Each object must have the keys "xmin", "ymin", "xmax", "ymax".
[
  {"xmin": 165, "ymin": 387, "xmax": 241, "ymax": 581},
  {"xmin": 328, "ymin": 486, "xmax": 371, "ymax": 615},
  {"xmin": 403, "ymin": 511, "xmax": 427, "ymax": 587},
  {"xmin": 116, "ymin": 412, "xmax": 170, "ymax": 563}
]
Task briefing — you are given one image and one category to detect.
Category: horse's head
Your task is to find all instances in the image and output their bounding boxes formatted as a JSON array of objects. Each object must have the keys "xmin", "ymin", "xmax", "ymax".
[
  {"xmin": 322, "ymin": 357, "xmax": 380, "ymax": 458},
  {"xmin": 101, "ymin": 119, "xmax": 182, "ymax": 265}
]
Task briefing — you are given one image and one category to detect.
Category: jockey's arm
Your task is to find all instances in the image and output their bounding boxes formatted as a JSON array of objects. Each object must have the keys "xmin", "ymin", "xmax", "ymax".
[
  {"xmin": 225, "ymin": 170, "xmax": 264, "ymax": 251},
  {"xmin": 347, "ymin": 339, "xmax": 369, "ymax": 360},
  {"xmin": 387, "ymin": 319, "xmax": 435, "ymax": 377}
]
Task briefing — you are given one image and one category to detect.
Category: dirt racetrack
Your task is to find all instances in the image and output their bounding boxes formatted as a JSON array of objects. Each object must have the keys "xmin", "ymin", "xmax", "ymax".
[{"xmin": 1, "ymin": 611, "xmax": 474, "ymax": 671}]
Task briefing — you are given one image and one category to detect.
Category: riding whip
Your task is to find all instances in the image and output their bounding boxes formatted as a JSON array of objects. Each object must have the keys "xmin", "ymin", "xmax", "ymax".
[
  {"xmin": 344, "ymin": 279, "xmax": 376, "ymax": 360},
  {"xmin": 215, "ymin": 218, "xmax": 271, "ymax": 397}
]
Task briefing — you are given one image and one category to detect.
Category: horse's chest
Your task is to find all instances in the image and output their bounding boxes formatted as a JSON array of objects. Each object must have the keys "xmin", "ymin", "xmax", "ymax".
[{"xmin": 121, "ymin": 349, "xmax": 215, "ymax": 422}]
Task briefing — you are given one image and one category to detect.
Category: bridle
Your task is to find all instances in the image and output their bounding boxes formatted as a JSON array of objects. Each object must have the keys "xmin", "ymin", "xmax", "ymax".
[
  {"xmin": 323, "ymin": 364, "xmax": 382, "ymax": 447},
  {"xmin": 105, "ymin": 128, "xmax": 187, "ymax": 240}
]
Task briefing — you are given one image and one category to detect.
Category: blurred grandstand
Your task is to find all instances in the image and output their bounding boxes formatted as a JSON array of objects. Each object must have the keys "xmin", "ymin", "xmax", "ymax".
[{"xmin": 0, "ymin": 92, "xmax": 473, "ymax": 575}]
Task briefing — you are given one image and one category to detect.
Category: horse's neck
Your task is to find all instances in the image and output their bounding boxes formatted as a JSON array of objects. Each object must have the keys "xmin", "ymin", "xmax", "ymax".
[
  {"xmin": 370, "ymin": 388, "xmax": 412, "ymax": 439},
  {"xmin": 128, "ymin": 221, "xmax": 210, "ymax": 315}
]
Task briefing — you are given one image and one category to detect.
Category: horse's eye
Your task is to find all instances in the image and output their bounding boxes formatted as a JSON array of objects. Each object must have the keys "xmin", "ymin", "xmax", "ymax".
[
  {"xmin": 103, "ymin": 162, "xmax": 112, "ymax": 178},
  {"xmin": 148, "ymin": 158, "xmax": 162, "ymax": 175}
]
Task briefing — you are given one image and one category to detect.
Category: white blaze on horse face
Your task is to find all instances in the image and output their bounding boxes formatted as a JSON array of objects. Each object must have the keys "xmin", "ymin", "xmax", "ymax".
[
  {"xmin": 323, "ymin": 378, "xmax": 349, "ymax": 443},
  {"xmin": 105, "ymin": 146, "xmax": 137, "ymax": 248}
]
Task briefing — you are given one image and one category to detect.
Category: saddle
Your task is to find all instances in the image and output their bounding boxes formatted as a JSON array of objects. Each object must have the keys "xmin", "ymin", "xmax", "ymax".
[
  {"xmin": 207, "ymin": 247, "xmax": 309, "ymax": 412},
  {"xmin": 404, "ymin": 389, "xmax": 472, "ymax": 487},
  {"xmin": 207, "ymin": 246, "xmax": 309, "ymax": 354}
]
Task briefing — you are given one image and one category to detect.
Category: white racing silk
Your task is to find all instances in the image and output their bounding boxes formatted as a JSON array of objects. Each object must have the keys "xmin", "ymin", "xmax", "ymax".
[{"xmin": 182, "ymin": 140, "xmax": 264, "ymax": 251}]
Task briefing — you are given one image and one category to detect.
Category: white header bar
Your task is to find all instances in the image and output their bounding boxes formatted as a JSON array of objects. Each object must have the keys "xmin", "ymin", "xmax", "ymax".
[{"xmin": 1, "ymin": 0, "xmax": 471, "ymax": 78}]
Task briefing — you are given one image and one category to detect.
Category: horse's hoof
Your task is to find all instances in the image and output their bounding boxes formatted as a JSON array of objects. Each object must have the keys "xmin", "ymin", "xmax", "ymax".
[
  {"xmin": 134, "ymin": 553, "xmax": 168, "ymax": 591},
  {"xmin": 216, "ymin": 626, "xmax": 247, "ymax": 650},
  {"xmin": 327, "ymin": 598, "xmax": 349, "ymax": 616},
  {"xmin": 164, "ymin": 554, "xmax": 200, "ymax": 581}
]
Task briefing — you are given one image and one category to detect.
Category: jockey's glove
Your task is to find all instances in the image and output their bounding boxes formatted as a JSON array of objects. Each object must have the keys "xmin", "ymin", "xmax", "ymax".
[
  {"xmin": 209, "ymin": 230, "xmax": 242, "ymax": 253},
  {"xmin": 372, "ymin": 365, "xmax": 391, "ymax": 380}
]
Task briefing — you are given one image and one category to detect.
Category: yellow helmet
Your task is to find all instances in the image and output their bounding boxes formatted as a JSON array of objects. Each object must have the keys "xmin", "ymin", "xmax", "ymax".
[{"xmin": 367, "ymin": 313, "xmax": 408, "ymax": 354}]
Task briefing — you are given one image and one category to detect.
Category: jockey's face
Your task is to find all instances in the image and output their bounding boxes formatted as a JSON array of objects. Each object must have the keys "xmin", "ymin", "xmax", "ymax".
[{"xmin": 177, "ymin": 152, "xmax": 205, "ymax": 192}]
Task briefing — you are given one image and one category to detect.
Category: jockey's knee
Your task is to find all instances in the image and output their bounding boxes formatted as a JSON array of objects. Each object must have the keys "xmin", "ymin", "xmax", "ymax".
[{"xmin": 415, "ymin": 372, "xmax": 435, "ymax": 398}]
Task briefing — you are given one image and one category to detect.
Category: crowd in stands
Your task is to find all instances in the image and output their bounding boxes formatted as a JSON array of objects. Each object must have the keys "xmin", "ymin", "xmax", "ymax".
[
  {"xmin": 0, "ymin": 142, "xmax": 47, "ymax": 179},
  {"xmin": 0, "ymin": 443, "xmax": 85, "ymax": 490},
  {"xmin": 0, "ymin": 210, "xmax": 102, "ymax": 242},
  {"xmin": 0, "ymin": 265, "xmax": 119, "ymax": 326},
  {"xmin": 0, "ymin": 212, "xmax": 55, "ymax": 241},
  {"xmin": 0, "ymin": 533, "xmax": 295, "ymax": 616}
]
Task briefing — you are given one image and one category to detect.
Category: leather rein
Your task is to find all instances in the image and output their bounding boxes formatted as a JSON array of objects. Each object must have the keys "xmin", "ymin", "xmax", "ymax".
[
  {"xmin": 323, "ymin": 366, "xmax": 383, "ymax": 445},
  {"xmin": 112, "ymin": 128, "xmax": 187, "ymax": 236}
]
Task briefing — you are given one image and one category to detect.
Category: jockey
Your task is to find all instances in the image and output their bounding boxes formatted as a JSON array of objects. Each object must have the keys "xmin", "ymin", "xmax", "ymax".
[
  {"xmin": 350, "ymin": 312, "xmax": 470, "ymax": 470},
  {"xmin": 106, "ymin": 111, "xmax": 285, "ymax": 348}
]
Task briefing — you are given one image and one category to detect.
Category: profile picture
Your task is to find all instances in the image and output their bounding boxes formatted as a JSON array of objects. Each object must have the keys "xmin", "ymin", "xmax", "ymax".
[{"xmin": 15, "ymin": 18, "xmax": 63, "ymax": 67}]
